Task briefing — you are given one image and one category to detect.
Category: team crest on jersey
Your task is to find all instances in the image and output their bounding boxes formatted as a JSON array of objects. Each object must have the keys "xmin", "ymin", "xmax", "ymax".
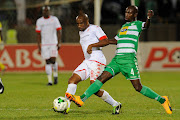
[{"xmin": 120, "ymin": 26, "xmax": 128, "ymax": 35}]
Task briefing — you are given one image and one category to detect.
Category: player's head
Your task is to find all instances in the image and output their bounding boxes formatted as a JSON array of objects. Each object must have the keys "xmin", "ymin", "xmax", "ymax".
[
  {"xmin": 76, "ymin": 10, "xmax": 89, "ymax": 31},
  {"xmin": 125, "ymin": 5, "xmax": 138, "ymax": 22},
  {"xmin": 42, "ymin": 5, "xmax": 50, "ymax": 18}
]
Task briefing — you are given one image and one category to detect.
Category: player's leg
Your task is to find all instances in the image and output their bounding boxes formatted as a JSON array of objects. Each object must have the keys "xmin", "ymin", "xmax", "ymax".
[
  {"xmin": 50, "ymin": 57, "xmax": 58, "ymax": 84},
  {"xmin": 65, "ymin": 61, "xmax": 89, "ymax": 113},
  {"xmin": 65, "ymin": 73, "xmax": 81, "ymax": 113},
  {"xmin": 93, "ymin": 85, "xmax": 122, "ymax": 114},
  {"xmin": 131, "ymin": 79, "xmax": 165, "ymax": 103},
  {"xmin": 79, "ymin": 59, "xmax": 120, "ymax": 102},
  {"xmin": 45, "ymin": 59, "xmax": 53, "ymax": 85},
  {"xmin": 80, "ymin": 71, "xmax": 113, "ymax": 101},
  {"xmin": 130, "ymin": 79, "xmax": 172, "ymax": 114},
  {"xmin": 122, "ymin": 53, "xmax": 166, "ymax": 103},
  {"xmin": 66, "ymin": 71, "xmax": 113, "ymax": 107},
  {"xmin": 66, "ymin": 58, "xmax": 120, "ymax": 107},
  {"xmin": 50, "ymin": 46, "xmax": 59, "ymax": 84},
  {"xmin": 89, "ymin": 61, "xmax": 121, "ymax": 114},
  {"xmin": 0, "ymin": 78, "xmax": 4, "ymax": 94},
  {"xmin": 41, "ymin": 46, "xmax": 53, "ymax": 85},
  {"xmin": 123, "ymin": 55, "xmax": 172, "ymax": 114}
]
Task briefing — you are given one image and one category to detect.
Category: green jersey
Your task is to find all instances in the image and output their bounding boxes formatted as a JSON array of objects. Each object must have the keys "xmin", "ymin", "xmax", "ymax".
[{"xmin": 115, "ymin": 20, "xmax": 145, "ymax": 55}]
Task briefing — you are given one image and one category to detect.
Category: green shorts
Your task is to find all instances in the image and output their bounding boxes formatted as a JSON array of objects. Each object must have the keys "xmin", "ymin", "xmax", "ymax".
[{"xmin": 104, "ymin": 53, "xmax": 140, "ymax": 80}]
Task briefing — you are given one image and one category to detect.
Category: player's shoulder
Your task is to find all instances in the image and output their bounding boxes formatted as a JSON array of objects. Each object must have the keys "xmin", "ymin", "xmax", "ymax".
[
  {"xmin": 134, "ymin": 20, "xmax": 143, "ymax": 24},
  {"xmin": 90, "ymin": 24, "xmax": 100, "ymax": 28},
  {"xmin": 37, "ymin": 17, "xmax": 44, "ymax": 22},
  {"xmin": 89, "ymin": 24, "xmax": 102, "ymax": 31},
  {"xmin": 50, "ymin": 16, "xmax": 58, "ymax": 20}
]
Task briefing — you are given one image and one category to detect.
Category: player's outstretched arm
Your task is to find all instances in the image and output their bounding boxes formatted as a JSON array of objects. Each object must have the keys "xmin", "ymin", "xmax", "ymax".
[
  {"xmin": 144, "ymin": 10, "xmax": 154, "ymax": 29},
  {"xmin": 109, "ymin": 38, "xmax": 117, "ymax": 44},
  {"xmin": 87, "ymin": 39, "xmax": 109, "ymax": 54}
]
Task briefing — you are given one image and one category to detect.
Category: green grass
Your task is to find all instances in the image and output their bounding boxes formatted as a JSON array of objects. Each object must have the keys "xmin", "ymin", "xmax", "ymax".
[{"xmin": 0, "ymin": 72, "xmax": 179, "ymax": 120}]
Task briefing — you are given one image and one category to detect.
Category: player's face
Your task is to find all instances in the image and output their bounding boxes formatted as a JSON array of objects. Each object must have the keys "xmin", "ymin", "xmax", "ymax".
[
  {"xmin": 125, "ymin": 7, "xmax": 136, "ymax": 21},
  {"xmin": 76, "ymin": 17, "xmax": 88, "ymax": 31},
  {"xmin": 43, "ymin": 8, "xmax": 50, "ymax": 18}
]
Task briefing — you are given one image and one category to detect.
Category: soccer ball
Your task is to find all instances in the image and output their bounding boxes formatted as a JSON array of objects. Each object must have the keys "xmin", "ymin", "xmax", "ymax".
[{"xmin": 53, "ymin": 96, "xmax": 68, "ymax": 113}]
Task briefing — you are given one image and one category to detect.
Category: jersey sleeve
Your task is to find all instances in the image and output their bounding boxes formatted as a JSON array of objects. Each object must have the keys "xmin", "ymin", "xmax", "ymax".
[
  {"xmin": 142, "ymin": 22, "xmax": 146, "ymax": 30},
  {"xmin": 95, "ymin": 26, "xmax": 107, "ymax": 40},
  {"xmin": 35, "ymin": 19, "xmax": 41, "ymax": 33},
  {"xmin": 54, "ymin": 17, "xmax": 62, "ymax": 30},
  {"xmin": 137, "ymin": 21, "xmax": 145, "ymax": 31}
]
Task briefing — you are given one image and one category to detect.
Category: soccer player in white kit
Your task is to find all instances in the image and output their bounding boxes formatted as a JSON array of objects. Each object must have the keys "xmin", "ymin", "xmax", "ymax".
[
  {"xmin": 36, "ymin": 6, "xmax": 62, "ymax": 86},
  {"xmin": 64, "ymin": 11, "xmax": 121, "ymax": 114}
]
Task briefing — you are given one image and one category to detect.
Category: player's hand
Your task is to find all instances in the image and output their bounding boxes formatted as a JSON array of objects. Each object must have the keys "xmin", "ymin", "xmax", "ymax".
[
  {"xmin": 147, "ymin": 10, "xmax": 154, "ymax": 19},
  {"xmin": 87, "ymin": 45, "xmax": 92, "ymax": 54}
]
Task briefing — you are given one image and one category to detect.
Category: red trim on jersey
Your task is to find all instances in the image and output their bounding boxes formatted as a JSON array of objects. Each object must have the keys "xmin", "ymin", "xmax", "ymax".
[
  {"xmin": 43, "ymin": 16, "xmax": 50, "ymax": 19},
  {"xmin": 89, "ymin": 60, "xmax": 106, "ymax": 66},
  {"xmin": 56, "ymin": 27, "xmax": 62, "ymax": 30},
  {"xmin": 36, "ymin": 30, "xmax": 41, "ymax": 33},
  {"xmin": 99, "ymin": 35, "xmax": 107, "ymax": 40},
  {"xmin": 76, "ymin": 69, "xmax": 86, "ymax": 72}
]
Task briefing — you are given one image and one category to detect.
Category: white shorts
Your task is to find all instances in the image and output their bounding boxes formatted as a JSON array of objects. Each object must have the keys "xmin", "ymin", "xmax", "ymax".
[
  {"xmin": 41, "ymin": 45, "xmax": 58, "ymax": 59},
  {"xmin": 73, "ymin": 60, "xmax": 106, "ymax": 81}
]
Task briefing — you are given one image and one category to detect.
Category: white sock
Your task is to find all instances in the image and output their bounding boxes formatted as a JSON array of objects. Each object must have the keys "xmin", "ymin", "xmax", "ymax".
[
  {"xmin": 45, "ymin": 64, "xmax": 52, "ymax": 83},
  {"xmin": 65, "ymin": 84, "xmax": 77, "ymax": 108},
  {"xmin": 52, "ymin": 62, "xmax": 58, "ymax": 77},
  {"xmin": 100, "ymin": 90, "xmax": 119, "ymax": 107}
]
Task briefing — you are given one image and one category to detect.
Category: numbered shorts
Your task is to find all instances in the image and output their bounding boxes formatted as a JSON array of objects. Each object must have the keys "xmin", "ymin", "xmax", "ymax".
[
  {"xmin": 73, "ymin": 60, "xmax": 106, "ymax": 81},
  {"xmin": 104, "ymin": 54, "xmax": 140, "ymax": 80},
  {"xmin": 41, "ymin": 45, "xmax": 58, "ymax": 59}
]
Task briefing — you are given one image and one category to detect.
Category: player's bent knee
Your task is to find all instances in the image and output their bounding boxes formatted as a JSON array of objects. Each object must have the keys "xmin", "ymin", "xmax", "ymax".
[
  {"xmin": 97, "ymin": 71, "xmax": 113, "ymax": 84},
  {"xmin": 68, "ymin": 75, "xmax": 81, "ymax": 84},
  {"xmin": 134, "ymin": 86, "xmax": 142, "ymax": 92}
]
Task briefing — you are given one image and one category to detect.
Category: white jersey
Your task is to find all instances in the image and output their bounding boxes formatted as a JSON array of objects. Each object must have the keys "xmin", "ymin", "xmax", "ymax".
[
  {"xmin": 36, "ymin": 15, "xmax": 62, "ymax": 45},
  {"xmin": 79, "ymin": 24, "xmax": 107, "ymax": 63}
]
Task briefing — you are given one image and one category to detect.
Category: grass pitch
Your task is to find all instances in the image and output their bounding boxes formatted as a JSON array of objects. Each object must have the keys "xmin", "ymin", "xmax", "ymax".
[{"xmin": 0, "ymin": 72, "xmax": 179, "ymax": 120}]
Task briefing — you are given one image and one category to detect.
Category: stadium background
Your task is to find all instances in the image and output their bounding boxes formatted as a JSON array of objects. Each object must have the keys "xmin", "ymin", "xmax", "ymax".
[
  {"xmin": 0, "ymin": 1, "xmax": 180, "ymax": 119},
  {"xmin": 0, "ymin": 0, "xmax": 180, "ymax": 72}
]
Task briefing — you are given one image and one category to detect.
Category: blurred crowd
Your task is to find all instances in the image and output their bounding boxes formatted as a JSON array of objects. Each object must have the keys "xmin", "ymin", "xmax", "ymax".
[
  {"xmin": 1, "ymin": 0, "xmax": 180, "ymax": 26},
  {"xmin": 101, "ymin": 0, "xmax": 180, "ymax": 24},
  {"xmin": 0, "ymin": 0, "xmax": 180, "ymax": 43}
]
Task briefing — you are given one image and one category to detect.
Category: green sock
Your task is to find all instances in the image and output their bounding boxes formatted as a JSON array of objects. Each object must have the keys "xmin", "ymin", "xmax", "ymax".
[
  {"xmin": 140, "ymin": 85, "xmax": 165, "ymax": 104},
  {"xmin": 80, "ymin": 80, "xmax": 103, "ymax": 102}
]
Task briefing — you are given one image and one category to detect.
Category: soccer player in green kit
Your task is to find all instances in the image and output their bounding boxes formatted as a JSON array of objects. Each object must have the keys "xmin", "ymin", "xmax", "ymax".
[{"xmin": 66, "ymin": 6, "xmax": 172, "ymax": 114}]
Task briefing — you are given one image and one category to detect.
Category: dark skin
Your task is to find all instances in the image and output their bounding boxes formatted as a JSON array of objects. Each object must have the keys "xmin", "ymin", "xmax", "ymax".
[
  {"xmin": 68, "ymin": 14, "xmax": 108, "ymax": 97},
  {"xmin": 87, "ymin": 6, "xmax": 154, "ymax": 92},
  {"xmin": 37, "ymin": 6, "xmax": 61, "ymax": 64}
]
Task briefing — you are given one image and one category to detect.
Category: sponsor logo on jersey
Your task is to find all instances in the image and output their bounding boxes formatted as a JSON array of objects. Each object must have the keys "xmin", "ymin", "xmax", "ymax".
[{"xmin": 120, "ymin": 26, "xmax": 128, "ymax": 35}]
